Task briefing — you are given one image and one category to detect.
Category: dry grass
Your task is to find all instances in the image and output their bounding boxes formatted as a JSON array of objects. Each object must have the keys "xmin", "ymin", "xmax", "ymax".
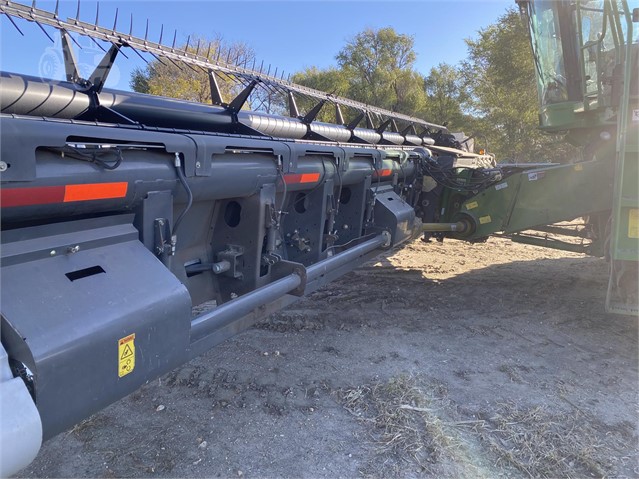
[
  {"xmin": 474, "ymin": 401, "xmax": 631, "ymax": 478},
  {"xmin": 337, "ymin": 375, "xmax": 480, "ymax": 477},
  {"xmin": 68, "ymin": 414, "xmax": 111, "ymax": 441},
  {"xmin": 337, "ymin": 377, "xmax": 636, "ymax": 478}
]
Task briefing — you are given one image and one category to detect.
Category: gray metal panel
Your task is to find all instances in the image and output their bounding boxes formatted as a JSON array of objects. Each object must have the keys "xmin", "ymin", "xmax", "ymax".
[
  {"xmin": 370, "ymin": 185, "xmax": 416, "ymax": 246},
  {"xmin": 1, "ymin": 216, "xmax": 192, "ymax": 439},
  {"xmin": 0, "ymin": 114, "xmax": 195, "ymax": 183}
]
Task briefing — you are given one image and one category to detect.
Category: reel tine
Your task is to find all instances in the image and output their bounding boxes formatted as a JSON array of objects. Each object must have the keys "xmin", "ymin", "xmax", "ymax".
[
  {"xmin": 35, "ymin": 20, "xmax": 55, "ymax": 43},
  {"xmin": 3, "ymin": 13, "xmax": 25, "ymax": 36},
  {"xmin": 128, "ymin": 44, "xmax": 149, "ymax": 64},
  {"xmin": 112, "ymin": 7, "xmax": 118, "ymax": 32},
  {"xmin": 67, "ymin": 30, "xmax": 83, "ymax": 50},
  {"xmin": 89, "ymin": 35, "xmax": 107, "ymax": 53}
]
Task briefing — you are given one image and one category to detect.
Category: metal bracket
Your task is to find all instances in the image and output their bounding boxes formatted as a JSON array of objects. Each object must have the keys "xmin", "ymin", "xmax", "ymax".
[
  {"xmin": 346, "ymin": 112, "xmax": 365, "ymax": 130},
  {"xmin": 227, "ymin": 80, "xmax": 260, "ymax": 114},
  {"xmin": 287, "ymin": 230, "xmax": 311, "ymax": 253},
  {"xmin": 209, "ymin": 70, "xmax": 226, "ymax": 106},
  {"xmin": 335, "ymin": 104, "xmax": 345, "ymax": 125},
  {"xmin": 288, "ymin": 91, "xmax": 300, "ymax": 118},
  {"xmin": 301, "ymin": 99, "xmax": 327, "ymax": 124},
  {"xmin": 270, "ymin": 259, "xmax": 307, "ymax": 296},
  {"xmin": 153, "ymin": 218, "xmax": 172, "ymax": 257},
  {"xmin": 216, "ymin": 245, "xmax": 244, "ymax": 279},
  {"xmin": 376, "ymin": 118, "xmax": 392, "ymax": 134}
]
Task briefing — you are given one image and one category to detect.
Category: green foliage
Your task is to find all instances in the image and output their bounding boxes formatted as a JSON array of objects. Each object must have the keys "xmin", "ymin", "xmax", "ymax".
[
  {"xmin": 336, "ymin": 28, "xmax": 426, "ymax": 115},
  {"xmin": 290, "ymin": 67, "xmax": 351, "ymax": 122},
  {"xmin": 423, "ymin": 63, "xmax": 471, "ymax": 129},
  {"xmin": 293, "ymin": 27, "xmax": 428, "ymax": 124},
  {"xmin": 463, "ymin": 8, "xmax": 579, "ymax": 162}
]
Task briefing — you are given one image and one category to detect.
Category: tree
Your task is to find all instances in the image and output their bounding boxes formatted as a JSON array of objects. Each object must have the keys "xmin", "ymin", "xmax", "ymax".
[
  {"xmin": 423, "ymin": 63, "xmax": 470, "ymax": 129},
  {"xmin": 290, "ymin": 67, "xmax": 351, "ymax": 122},
  {"xmin": 463, "ymin": 8, "xmax": 579, "ymax": 162},
  {"xmin": 336, "ymin": 27, "xmax": 426, "ymax": 115},
  {"xmin": 293, "ymin": 27, "xmax": 428, "ymax": 124},
  {"xmin": 130, "ymin": 36, "xmax": 255, "ymax": 105}
]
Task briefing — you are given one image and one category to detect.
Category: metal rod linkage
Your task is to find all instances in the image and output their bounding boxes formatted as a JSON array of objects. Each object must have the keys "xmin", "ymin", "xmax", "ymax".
[
  {"xmin": 190, "ymin": 233, "xmax": 387, "ymax": 344},
  {"xmin": 421, "ymin": 222, "xmax": 468, "ymax": 233},
  {"xmin": 190, "ymin": 273, "xmax": 302, "ymax": 342}
]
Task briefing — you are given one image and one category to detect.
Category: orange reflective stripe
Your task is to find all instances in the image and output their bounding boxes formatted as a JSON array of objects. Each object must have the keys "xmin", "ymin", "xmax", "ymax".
[
  {"xmin": 372, "ymin": 168, "xmax": 393, "ymax": 178},
  {"xmin": 299, "ymin": 173, "xmax": 320, "ymax": 183},
  {"xmin": 283, "ymin": 173, "xmax": 320, "ymax": 185},
  {"xmin": 63, "ymin": 182, "xmax": 128, "ymax": 202}
]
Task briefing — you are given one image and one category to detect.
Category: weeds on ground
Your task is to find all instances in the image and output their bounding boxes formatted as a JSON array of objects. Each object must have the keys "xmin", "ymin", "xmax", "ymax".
[
  {"xmin": 68, "ymin": 414, "xmax": 111, "ymax": 441},
  {"xmin": 337, "ymin": 375, "xmax": 478, "ymax": 477},
  {"xmin": 337, "ymin": 376, "xmax": 636, "ymax": 478},
  {"xmin": 475, "ymin": 401, "xmax": 631, "ymax": 478}
]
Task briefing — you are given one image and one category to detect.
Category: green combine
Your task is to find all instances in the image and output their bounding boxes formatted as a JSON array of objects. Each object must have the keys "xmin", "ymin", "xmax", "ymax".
[{"xmin": 432, "ymin": 0, "xmax": 638, "ymax": 315}]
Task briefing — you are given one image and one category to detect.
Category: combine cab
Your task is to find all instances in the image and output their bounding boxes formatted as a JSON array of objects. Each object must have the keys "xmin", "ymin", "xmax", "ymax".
[{"xmin": 518, "ymin": 0, "xmax": 638, "ymax": 314}]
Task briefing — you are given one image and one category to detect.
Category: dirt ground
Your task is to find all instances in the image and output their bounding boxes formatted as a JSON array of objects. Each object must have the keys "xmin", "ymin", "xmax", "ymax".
[{"xmin": 19, "ymin": 236, "xmax": 638, "ymax": 478}]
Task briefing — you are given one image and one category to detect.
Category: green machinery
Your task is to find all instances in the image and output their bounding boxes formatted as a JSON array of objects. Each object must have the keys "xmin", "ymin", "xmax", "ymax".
[{"xmin": 434, "ymin": 0, "xmax": 638, "ymax": 314}]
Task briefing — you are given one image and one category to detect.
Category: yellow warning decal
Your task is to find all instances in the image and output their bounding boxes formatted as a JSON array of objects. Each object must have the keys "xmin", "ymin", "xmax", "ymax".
[
  {"xmin": 479, "ymin": 215, "xmax": 492, "ymax": 225},
  {"xmin": 466, "ymin": 201, "xmax": 478, "ymax": 210},
  {"xmin": 118, "ymin": 333, "xmax": 135, "ymax": 378},
  {"xmin": 629, "ymin": 209, "xmax": 639, "ymax": 239}
]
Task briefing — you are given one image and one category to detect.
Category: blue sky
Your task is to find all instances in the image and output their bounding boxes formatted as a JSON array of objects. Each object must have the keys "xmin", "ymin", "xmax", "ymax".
[{"xmin": 1, "ymin": 0, "xmax": 513, "ymax": 91}]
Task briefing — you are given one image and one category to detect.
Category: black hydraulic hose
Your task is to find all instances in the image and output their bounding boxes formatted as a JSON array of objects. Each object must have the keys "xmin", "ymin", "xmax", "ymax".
[
  {"xmin": 173, "ymin": 154, "xmax": 193, "ymax": 237},
  {"xmin": 46, "ymin": 146, "xmax": 123, "ymax": 170},
  {"xmin": 334, "ymin": 160, "xmax": 343, "ymax": 217}
]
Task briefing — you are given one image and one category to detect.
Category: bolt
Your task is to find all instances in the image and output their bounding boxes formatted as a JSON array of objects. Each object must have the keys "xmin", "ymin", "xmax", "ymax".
[
  {"xmin": 343, "ymin": 224, "xmax": 349, "ymax": 230},
  {"xmin": 381, "ymin": 231, "xmax": 392, "ymax": 248},
  {"xmin": 67, "ymin": 245, "xmax": 80, "ymax": 254},
  {"xmin": 50, "ymin": 250, "xmax": 56, "ymax": 256},
  {"xmin": 195, "ymin": 161, "xmax": 201, "ymax": 169},
  {"xmin": 0, "ymin": 161, "xmax": 7, "ymax": 172}
]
